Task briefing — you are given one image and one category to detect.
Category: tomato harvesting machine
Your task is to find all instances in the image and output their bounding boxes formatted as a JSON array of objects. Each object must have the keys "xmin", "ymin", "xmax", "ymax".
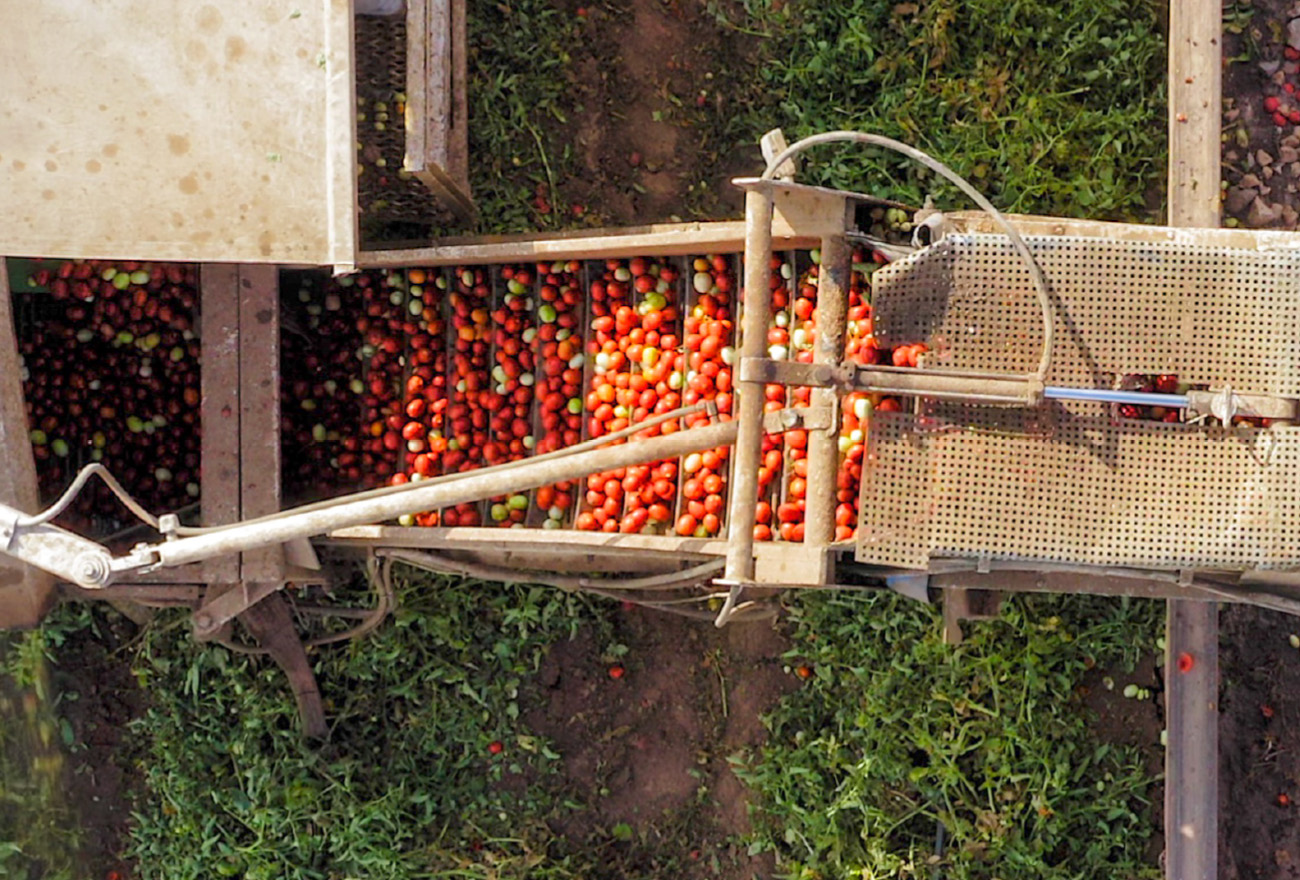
[{"xmin": 0, "ymin": 0, "xmax": 1253, "ymax": 875}]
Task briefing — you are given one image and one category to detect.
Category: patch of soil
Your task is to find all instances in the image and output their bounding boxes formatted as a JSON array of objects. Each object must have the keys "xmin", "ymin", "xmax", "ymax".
[
  {"xmin": 1221, "ymin": 5, "xmax": 1300, "ymax": 876},
  {"xmin": 549, "ymin": 0, "xmax": 763, "ymax": 225},
  {"xmin": 1081, "ymin": 652, "xmax": 1165, "ymax": 864},
  {"xmin": 1222, "ymin": 0, "xmax": 1300, "ymax": 228},
  {"xmin": 53, "ymin": 610, "xmax": 146, "ymax": 879},
  {"xmin": 526, "ymin": 606, "xmax": 795, "ymax": 879},
  {"xmin": 1219, "ymin": 605, "xmax": 1300, "ymax": 880}
]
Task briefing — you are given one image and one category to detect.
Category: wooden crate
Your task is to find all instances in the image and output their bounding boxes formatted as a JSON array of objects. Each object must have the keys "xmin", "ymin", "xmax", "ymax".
[{"xmin": 405, "ymin": 0, "xmax": 474, "ymax": 222}]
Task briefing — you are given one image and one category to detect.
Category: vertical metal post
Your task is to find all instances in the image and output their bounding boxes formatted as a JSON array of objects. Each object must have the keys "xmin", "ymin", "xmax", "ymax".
[
  {"xmin": 237, "ymin": 264, "xmax": 284, "ymax": 582},
  {"xmin": 1165, "ymin": 1, "xmax": 1221, "ymax": 877},
  {"xmin": 199, "ymin": 265, "xmax": 241, "ymax": 587},
  {"xmin": 803, "ymin": 234, "xmax": 849, "ymax": 549},
  {"xmin": 0, "ymin": 259, "xmax": 56, "ymax": 628},
  {"xmin": 723, "ymin": 185, "xmax": 775, "ymax": 586},
  {"xmin": 1166, "ymin": 600, "xmax": 1219, "ymax": 880}
]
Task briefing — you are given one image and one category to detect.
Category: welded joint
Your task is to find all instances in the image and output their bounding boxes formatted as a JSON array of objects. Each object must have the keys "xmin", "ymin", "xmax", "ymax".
[{"xmin": 737, "ymin": 356, "xmax": 845, "ymax": 388}]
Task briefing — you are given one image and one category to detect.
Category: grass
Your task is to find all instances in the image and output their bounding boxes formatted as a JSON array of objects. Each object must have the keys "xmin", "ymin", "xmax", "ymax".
[
  {"xmin": 734, "ymin": 590, "xmax": 1164, "ymax": 879},
  {"xmin": 720, "ymin": 0, "xmax": 1167, "ymax": 219},
  {"xmin": 464, "ymin": 0, "xmax": 1166, "ymax": 233},
  {"xmin": 123, "ymin": 565, "xmax": 609, "ymax": 880},
  {"xmin": 0, "ymin": 606, "xmax": 95, "ymax": 880}
]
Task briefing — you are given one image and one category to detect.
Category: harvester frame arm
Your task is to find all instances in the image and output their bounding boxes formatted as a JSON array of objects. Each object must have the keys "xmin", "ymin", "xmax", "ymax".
[{"xmin": 0, "ymin": 417, "xmax": 738, "ymax": 591}]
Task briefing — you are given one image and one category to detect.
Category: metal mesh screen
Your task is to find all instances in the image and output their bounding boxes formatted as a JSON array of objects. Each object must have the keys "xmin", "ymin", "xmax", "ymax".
[
  {"xmin": 857, "ymin": 408, "xmax": 1300, "ymax": 571},
  {"xmin": 872, "ymin": 234, "xmax": 1300, "ymax": 396}
]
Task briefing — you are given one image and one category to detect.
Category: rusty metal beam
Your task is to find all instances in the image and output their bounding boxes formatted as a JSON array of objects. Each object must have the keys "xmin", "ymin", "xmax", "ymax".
[
  {"xmin": 0, "ymin": 260, "xmax": 56, "ymax": 629},
  {"xmin": 1165, "ymin": 0, "xmax": 1222, "ymax": 876},
  {"xmin": 803, "ymin": 234, "xmax": 849, "ymax": 554}
]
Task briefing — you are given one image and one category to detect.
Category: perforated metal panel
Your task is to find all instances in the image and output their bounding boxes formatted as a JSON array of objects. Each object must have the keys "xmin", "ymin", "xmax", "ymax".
[
  {"xmin": 857, "ymin": 409, "xmax": 1300, "ymax": 571},
  {"xmin": 872, "ymin": 234, "xmax": 1300, "ymax": 396}
]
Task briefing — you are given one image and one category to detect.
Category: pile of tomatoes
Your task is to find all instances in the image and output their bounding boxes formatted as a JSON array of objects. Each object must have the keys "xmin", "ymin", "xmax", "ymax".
[
  {"xmin": 20, "ymin": 260, "xmax": 201, "ymax": 534},
  {"xmin": 676, "ymin": 256, "xmax": 737, "ymax": 537},
  {"xmin": 272, "ymin": 248, "xmax": 940, "ymax": 539},
  {"xmin": 576, "ymin": 258, "xmax": 683, "ymax": 533},
  {"xmin": 530, "ymin": 261, "xmax": 585, "ymax": 529}
]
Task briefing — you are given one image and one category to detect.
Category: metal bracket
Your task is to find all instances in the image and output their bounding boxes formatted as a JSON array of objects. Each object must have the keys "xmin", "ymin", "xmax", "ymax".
[
  {"xmin": 192, "ymin": 579, "xmax": 286, "ymax": 637},
  {"xmin": 0, "ymin": 504, "xmax": 18, "ymax": 552},
  {"xmin": 760, "ymin": 128, "xmax": 798, "ymax": 181},
  {"xmin": 158, "ymin": 514, "xmax": 180, "ymax": 540},
  {"xmin": 762, "ymin": 404, "xmax": 835, "ymax": 434},
  {"xmin": 850, "ymin": 365, "xmax": 1043, "ymax": 406},
  {"xmin": 0, "ymin": 502, "xmax": 115, "ymax": 589},
  {"xmin": 738, "ymin": 356, "xmax": 842, "ymax": 388},
  {"xmin": 1185, "ymin": 387, "xmax": 1296, "ymax": 422}
]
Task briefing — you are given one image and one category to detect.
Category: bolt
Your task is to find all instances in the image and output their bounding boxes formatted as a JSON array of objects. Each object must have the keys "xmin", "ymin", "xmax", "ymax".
[
  {"xmin": 75, "ymin": 555, "xmax": 109, "ymax": 586},
  {"xmin": 193, "ymin": 613, "xmax": 213, "ymax": 631}
]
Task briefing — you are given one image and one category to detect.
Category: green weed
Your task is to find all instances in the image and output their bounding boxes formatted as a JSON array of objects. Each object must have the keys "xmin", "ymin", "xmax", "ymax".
[
  {"xmin": 462, "ymin": 0, "xmax": 1166, "ymax": 232},
  {"xmin": 0, "ymin": 604, "xmax": 98, "ymax": 880},
  {"xmin": 124, "ymin": 565, "xmax": 609, "ymax": 880},
  {"xmin": 722, "ymin": 0, "xmax": 1167, "ymax": 220},
  {"xmin": 733, "ymin": 590, "xmax": 1164, "ymax": 879}
]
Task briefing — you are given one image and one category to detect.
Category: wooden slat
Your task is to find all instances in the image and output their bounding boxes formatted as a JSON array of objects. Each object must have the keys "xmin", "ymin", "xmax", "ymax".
[
  {"xmin": 199, "ymin": 265, "xmax": 242, "ymax": 586},
  {"xmin": 929, "ymin": 570, "xmax": 1231, "ymax": 604},
  {"xmin": 1165, "ymin": 1, "xmax": 1221, "ymax": 878},
  {"xmin": 358, "ymin": 220, "xmax": 821, "ymax": 267},
  {"xmin": 447, "ymin": 0, "xmax": 469, "ymax": 188},
  {"xmin": 237, "ymin": 265, "xmax": 284, "ymax": 584},
  {"xmin": 1168, "ymin": 1, "xmax": 1222, "ymax": 228},
  {"xmin": 404, "ymin": 0, "xmax": 428, "ymax": 180},
  {"xmin": 0, "ymin": 260, "xmax": 56, "ymax": 628},
  {"xmin": 326, "ymin": 524, "xmax": 728, "ymax": 558},
  {"xmin": 425, "ymin": 0, "xmax": 452, "ymax": 171},
  {"xmin": 403, "ymin": 0, "xmax": 474, "ymax": 221}
]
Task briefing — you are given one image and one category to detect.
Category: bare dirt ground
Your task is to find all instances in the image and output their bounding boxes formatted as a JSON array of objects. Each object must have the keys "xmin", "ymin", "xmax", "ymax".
[
  {"xmin": 525, "ymin": 607, "xmax": 795, "ymax": 879},
  {"xmin": 546, "ymin": 0, "xmax": 758, "ymax": 225},
  {"xmin": 1219, "ymin": 2, "xmax": 1300, "ymax": 876}
]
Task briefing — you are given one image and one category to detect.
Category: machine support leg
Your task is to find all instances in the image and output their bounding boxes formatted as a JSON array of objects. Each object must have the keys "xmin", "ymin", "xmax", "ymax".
[
  {"xmin": 803, "ymin": 234, "xmax": 849, "ymax": 551},
  {"xmin": 1166, "ymin": 0, "xmax": 1221, "ymax": 874},
  {"xmin": 0, "ymin": 260, "xmax": 56, "ymax": 628},
  {"xmin": 1165, "ymin": 600, "xmax": 1218, "ymax": 880},
  {"xmin": 722, "ymin": 187, "xmax": 775, "ymax": 588}
]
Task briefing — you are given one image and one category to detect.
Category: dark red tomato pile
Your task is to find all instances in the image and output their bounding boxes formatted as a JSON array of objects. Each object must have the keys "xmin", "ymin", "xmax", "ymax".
[
  {"xmin": 18, "ymin": 260, "xmax": 200, "ymax": 535},
  {"xmin": 483, "ymin": 264, "xmax": 539, "ymax": 527},
  {"xmin": 281, "ymin": 269, "xmax": 432, "ymax": 501},
  {"xmin": 394, "ymin": 268, "xmax": 448, "ymax": 527}
]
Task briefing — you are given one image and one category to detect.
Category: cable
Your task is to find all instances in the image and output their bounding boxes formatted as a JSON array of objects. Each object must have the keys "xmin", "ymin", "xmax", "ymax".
[
  {"xmin": 378, "ymin": 548, "xmax": 776, "ymax": 622},
  {"xmin": 213, "ymin": 554, "xmax": 396, "ymax": 655},
  {"xmin": 17, "ymin": 463, "xmax": 164, "ymax": 529},
  {"xmin": 760, "ymin": 131, "xmax": 1056, "ymax": 383}
]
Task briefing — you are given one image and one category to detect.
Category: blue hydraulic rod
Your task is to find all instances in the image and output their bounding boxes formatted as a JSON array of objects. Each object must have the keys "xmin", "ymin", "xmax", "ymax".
[{"xmin": 1043, "ymin": 386, "xmax": 1189, "ymax": 408}]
